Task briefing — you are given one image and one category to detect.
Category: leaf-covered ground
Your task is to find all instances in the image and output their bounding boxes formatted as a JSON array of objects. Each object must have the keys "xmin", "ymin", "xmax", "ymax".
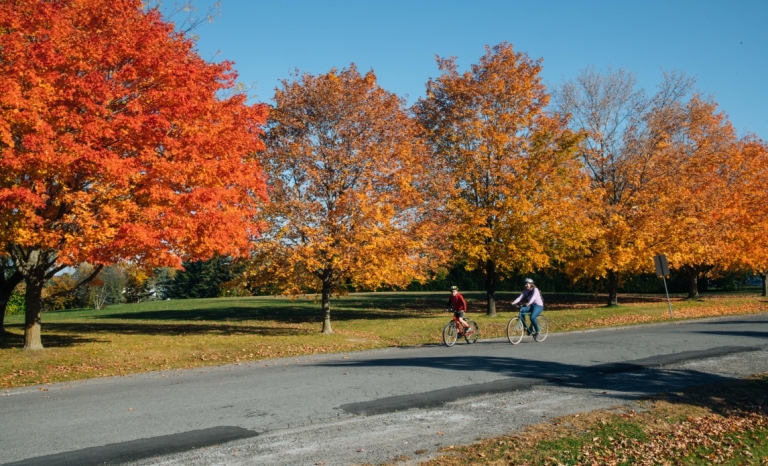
[
  {"xmin": 418, "ymin": 374, "xmax": 768, "ymax": 466},
  {"xmin": 2, "ymin": 290, "xmax": 767, "ymax": 389}
]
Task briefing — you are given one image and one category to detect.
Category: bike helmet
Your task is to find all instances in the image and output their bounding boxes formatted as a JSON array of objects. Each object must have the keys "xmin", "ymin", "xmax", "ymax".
[
  {"xmin": 524, "ymin": 278, "xmax": 534, "ymax": 284},
  {"xmin": 450, "ymin": 285, "xmax": 459, "ymax": 291}
]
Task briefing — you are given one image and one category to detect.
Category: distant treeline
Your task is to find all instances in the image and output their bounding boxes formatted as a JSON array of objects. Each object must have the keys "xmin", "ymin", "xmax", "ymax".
[{"xmin": 7, "ymin": 255, "xmax": 757, "ymax": 316}]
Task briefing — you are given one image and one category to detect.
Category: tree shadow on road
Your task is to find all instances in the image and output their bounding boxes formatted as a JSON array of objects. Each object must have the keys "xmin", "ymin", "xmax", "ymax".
[{"xmin": 319, "ymin": 353, "xmax": 750, "ymax": 403}]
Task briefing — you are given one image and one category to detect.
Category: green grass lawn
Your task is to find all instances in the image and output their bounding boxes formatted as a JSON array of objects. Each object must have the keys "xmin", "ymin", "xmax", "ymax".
[{"xmin": 2, "ymin": 290, "xmax": 767, "ymax": 389}]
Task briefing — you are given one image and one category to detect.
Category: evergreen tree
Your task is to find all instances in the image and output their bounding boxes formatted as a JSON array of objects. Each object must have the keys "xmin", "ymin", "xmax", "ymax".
[{"xmin": 168, "ymin": 256, "xmax": 236, "ymax": 299}]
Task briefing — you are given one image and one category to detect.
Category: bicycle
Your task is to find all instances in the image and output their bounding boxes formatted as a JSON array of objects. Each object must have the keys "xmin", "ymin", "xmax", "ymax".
[
  {"xmin": 506, "ymin": 304, "xmax": 548, "ymax": 345},
  {"xmin": 442, "ymin": 310, "xmax": 479, "ymax": 347}
]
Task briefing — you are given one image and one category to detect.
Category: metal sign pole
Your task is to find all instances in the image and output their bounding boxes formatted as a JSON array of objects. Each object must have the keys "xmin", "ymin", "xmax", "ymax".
[
  {"xmin": 662, "ymin": 275, "xmax": 673, "ymax": 318},
  {"xmin": 654, "ymin": 254, "xmax": 674, "ymax": 318}
]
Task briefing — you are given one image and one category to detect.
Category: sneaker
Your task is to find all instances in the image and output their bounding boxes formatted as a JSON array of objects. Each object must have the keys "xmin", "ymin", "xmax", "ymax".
[
  {"xmin": 464, "ymin": 327, "xmax": 473, "ymax": 335},
  {"xmin": 532, "ymin": 332, "xmax": 540, "ymax": 341}
]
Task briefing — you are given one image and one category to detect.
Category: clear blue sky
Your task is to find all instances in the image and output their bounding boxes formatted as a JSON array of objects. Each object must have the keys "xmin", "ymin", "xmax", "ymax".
[{"xmin": 180, "ymin": 0, "xmax": 767, "ymax": 138}]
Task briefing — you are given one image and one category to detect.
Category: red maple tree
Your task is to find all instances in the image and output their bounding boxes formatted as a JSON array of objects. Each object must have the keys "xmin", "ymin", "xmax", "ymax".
[{"xmin": 0, "ymin": 0, "xmax": 268, "ymax": 349}]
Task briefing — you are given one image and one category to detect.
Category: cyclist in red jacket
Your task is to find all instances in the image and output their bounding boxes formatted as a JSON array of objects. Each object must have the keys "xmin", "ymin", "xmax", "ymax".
[{"xmin": 447, "ymin": 286, "xmax": 472, "ymax": 334}]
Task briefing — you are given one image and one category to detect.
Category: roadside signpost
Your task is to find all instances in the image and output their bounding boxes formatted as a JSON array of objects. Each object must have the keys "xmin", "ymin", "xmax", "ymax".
[{"xmin": 653, "ymin": 254, "xmax": 674, "ymax": 318}]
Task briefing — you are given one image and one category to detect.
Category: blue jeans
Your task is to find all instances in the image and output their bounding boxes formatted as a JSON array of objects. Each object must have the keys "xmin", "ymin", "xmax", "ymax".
[{"xmin": 519, "ymin": 304, "xmax": 544, "ymax": 334}]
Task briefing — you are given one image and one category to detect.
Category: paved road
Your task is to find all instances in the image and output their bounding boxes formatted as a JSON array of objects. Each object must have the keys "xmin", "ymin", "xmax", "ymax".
[{"xmin": 2, "ymin": 313, "xmax": 768, "ymax": 465}]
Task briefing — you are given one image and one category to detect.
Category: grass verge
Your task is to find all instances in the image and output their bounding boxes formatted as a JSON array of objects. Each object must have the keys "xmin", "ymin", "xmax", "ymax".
[
  {"xmin": 1, "ymin": 290, "xmax": 767, "ymax": 389},
  {"xmin": 417, "ymin": 373, "xmax": 768, "ymax": 465}
]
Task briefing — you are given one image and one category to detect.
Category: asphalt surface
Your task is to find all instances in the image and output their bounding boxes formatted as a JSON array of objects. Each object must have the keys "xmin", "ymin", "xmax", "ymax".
[{"xmin": 2, "ymin": 313, "xmax": 768, "ymax": 465}]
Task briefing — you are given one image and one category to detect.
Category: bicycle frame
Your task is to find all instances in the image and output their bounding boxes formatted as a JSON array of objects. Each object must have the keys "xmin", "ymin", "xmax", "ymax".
[
  {"xmin": 507, "ymin": 305, "xmax": 548, "ymax": 344},
  {"xmin": 517, "ymin": 307, "xmax": 535, "ymax": 334},
  {"xmin": 443, "ymin": 311, "xmax": 479, "ymax": 346},
  {"xmin": 451, "ymin": 314, "xmax": 466, "ymax": 333}
]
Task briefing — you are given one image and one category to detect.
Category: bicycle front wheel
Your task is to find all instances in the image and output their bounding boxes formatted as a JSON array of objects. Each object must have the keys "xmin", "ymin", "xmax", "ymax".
[
  {"xmin": 506, "ymin": 317, "xmax": 524, "ymax": 345},
  {"xmin": 443, "ymin": 322, "xmax": 458, "ymax": 347},
  {"xmin": 464, "ymin": 320, "xmax": 479, "ymax": 344},
  {"xmin": 533, "ymin": 315, "xmax": 549, "ymax": 342}
]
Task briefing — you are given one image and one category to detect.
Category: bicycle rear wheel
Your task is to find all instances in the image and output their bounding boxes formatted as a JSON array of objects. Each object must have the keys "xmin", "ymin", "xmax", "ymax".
[
  {"xmin": 464, "ymin": 320, "xmax": 479, "ymax": 344},
  {"xmin": 506, "ymin": 317, "xmax": 524, "ymax": 345},
  {"xmin": 533, "ymin": 315, "xmax": 549, "ymax": 342},
  {"xmin": 443, "ymin": 322, "xmax": 458, "ymax": 347}
]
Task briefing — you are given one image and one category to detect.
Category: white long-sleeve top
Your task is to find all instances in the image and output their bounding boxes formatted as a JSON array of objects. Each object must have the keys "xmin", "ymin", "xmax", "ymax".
[{"xmin": 512, "ymin": 287, "xmax": 543, "ymax": 307}]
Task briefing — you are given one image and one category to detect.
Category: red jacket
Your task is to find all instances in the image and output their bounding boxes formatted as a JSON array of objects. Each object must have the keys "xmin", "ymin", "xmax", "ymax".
[{"xmin": 447, "ymin": 293, "xmax": 467, "ymax": 312}]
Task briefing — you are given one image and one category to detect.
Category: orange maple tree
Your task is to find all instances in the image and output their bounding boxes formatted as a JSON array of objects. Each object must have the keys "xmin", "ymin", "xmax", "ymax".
[
  {"xmin": 0, "ymin": 0, "xmax": 268, "ymax": 349},
  {"xmin": 652, "ymin": 96, "xmax": 744, "ymax": 298},
  {"xmin": 243, "ymin": 65, "xmax": 446, "ymax": 333},
  {"xmin": 728, "ymin": 138, "xmax": 768, "ymax": 295},
  {"xmin": 415, "ymin": 43, "xmax": 590, "ymax": 316},
  {"xmin": 554, "ymin": 68, "xmax": 695, "ymax": 305}
]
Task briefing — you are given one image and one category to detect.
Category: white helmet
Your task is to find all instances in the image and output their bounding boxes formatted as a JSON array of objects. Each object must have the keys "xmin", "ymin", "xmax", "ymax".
[{"xmin": 524, "ymin": 278, "xmax": 534, "ymax": 284}]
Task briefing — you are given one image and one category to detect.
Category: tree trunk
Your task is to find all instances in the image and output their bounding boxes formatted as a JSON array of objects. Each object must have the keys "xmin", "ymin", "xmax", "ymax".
[
  {"xmin": 7, "ymin": 244, "xmax": 99, "ymax": 346},
  {"xmin": 685, "ymin": 273, "xmax": 699, "ymax": 299},
  {"xmin": 8, "ymin": 246, "xmax": 55, "ymax": 350},
  {"xmin": 679, "ymin": 265, "xmax": 710, "ymax": 299},
  {"xmin": 320, "ymin": 273, "xmax": 333, "ymax": 334},
  {"xmin": 484, "ymin": 260, "xmax": 497, "ymax": 317},
  {"xmin": 761, "ymin": 272, "xmax": 767, "ymax": 297},
  {"xmin": 607, "ymin": 270, "xmax": 619, "ymax": 306},
  {"xmin": 24, "ymin": 277, "xmax": 44, "ymax": 350},
  {"xmin": 697, "ymin": 272, "xmax": 709, "ymax": 293}
]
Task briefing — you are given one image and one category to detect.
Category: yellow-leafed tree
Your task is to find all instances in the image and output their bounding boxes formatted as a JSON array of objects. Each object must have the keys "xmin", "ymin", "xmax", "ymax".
[
  {"xmin": 653, "ymin": 96, "xmax": 743, "ymax": 298},
  {"xmin": 554, "ymin": 67, "xmax": 695, "ymax": 305},
  {"xmin": 415, "ymin": 43, "xmax": 591, "ymax": 316},
  {"xmin": 728, "ymin": 138, "xmax": 768, "ymax": 296},
  {"xmin": 245, "ymin": 65, "xmax": 447, "ymax": 333}
]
